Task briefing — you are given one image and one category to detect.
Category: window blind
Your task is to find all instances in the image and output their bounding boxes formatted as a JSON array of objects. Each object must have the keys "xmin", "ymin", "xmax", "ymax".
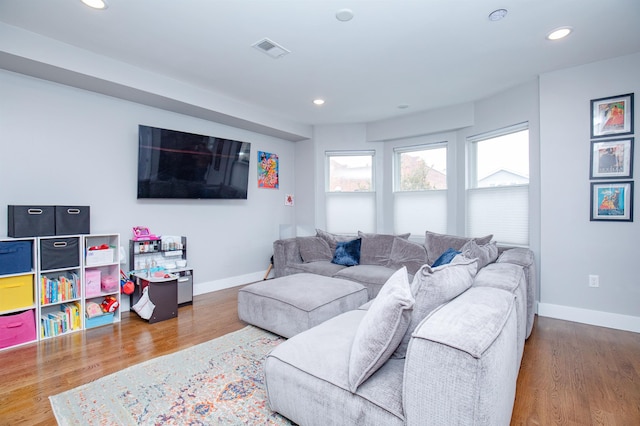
[
  {"xmin": 393, "ymin": 190, "xmax": 447, "ymax": 236},
  {"xmin": 326, "ymin": 192, "xmax": 376, "ymax": 234},
  {"xmin": 466, "ymin": 185, "xmax": 529, "ymax": 245}
]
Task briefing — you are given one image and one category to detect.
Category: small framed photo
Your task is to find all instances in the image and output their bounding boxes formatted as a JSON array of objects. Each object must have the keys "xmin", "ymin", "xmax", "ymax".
[
  {"xmin": 590, "ymin": 137, "xmax": 634, "ymax": 179},
  {"xmin": 590, "ymin": 93, "xmax": 634, "ymax": 138},
  {"xmin": 590, "ymin": 181, "xmax": 634, "ymax": 222}
]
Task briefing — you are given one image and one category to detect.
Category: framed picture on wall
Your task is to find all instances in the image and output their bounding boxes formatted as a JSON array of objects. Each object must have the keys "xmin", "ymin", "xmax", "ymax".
[
  {"xmin": 257, "ymin": 151, "xmax": 279, "ymax": 189},
  {"xmin": 590, "ymin": 181, "xmax": 634, "ymax": 222},
  {"xmin": 590, "ymin": 93, "xmax": 634, "ymax": 138},
  {"xmin": 590, "ymin": 137, "xmax": 634, "ymax": 179}
]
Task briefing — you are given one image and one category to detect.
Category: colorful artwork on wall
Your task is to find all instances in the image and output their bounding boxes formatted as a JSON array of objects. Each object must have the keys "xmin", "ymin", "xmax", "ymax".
[
  {"xmin": 590, "ymin": 93, "xmax": 634, "ymax": 138},
  {"xmin": 258, "ymin": 151, "xmax": 279, "ymax": 189}
]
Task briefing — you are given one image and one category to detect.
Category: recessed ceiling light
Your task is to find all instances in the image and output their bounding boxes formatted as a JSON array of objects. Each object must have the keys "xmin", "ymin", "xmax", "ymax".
[
  {"xmin": 336, "ymin": 9, "xmax": 354, "ymax": 22},
  {"xmin": 81, "ymin": 0, "xmax": 108, "ymax": 9},
  {"xmin": 488, "ymin": 9, "xmax": 508, "ymax": 21},
  {"xmin": 547, "ymin": 27, "xmax": 573, "ymax": 40},
  {"xmin": 313, "ymin": 99, "xmax": 325, "ymax": 106}
]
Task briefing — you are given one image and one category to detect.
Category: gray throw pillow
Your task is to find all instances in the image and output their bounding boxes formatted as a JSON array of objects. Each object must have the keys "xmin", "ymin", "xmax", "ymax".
[
  {"xmin": 348, "ymin": 266, "xmax": 414, "ymax": 392},
  {"xmin": 316, "ymin": 229, "xmax": 355, "ymax": 253},
  {"xmin": 386, "ymin": 237, "xmax": 428, "ymax": 276},
  {"xmin": 297, "ymin": 236, "xmax": 332, "ymax": 263},
  {"xmin": 392, "ymin": 257, "xmax": 478, "ymax": 358},
  {"xmin": 357, "ymin": 231, "xmax": 410, "ymax": 266},
  {"xmin": 424, "ymin": 230, "xmax": 493, "ymax": 265},
  {"xmin": 459, "ymin": 240, "xmax": 498, "ymax": 269}
]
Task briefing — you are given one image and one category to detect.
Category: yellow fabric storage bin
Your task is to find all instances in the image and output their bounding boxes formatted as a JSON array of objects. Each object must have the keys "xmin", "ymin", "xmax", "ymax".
[{"xmin": 0, "ymin": 275, "xmax": 34, "ymax": 311}]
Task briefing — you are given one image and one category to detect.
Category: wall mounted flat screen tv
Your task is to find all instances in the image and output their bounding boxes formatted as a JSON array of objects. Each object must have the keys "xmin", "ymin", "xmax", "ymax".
[{"xmin": 137, "ymin": 125, "xmax": 251, "ymax": 199}]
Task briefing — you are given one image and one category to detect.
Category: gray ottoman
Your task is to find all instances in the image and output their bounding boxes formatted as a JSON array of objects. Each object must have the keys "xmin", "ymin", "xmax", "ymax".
[{"xmin": 238, "ymin": 273, "xmax": 368, "ymax": 338}]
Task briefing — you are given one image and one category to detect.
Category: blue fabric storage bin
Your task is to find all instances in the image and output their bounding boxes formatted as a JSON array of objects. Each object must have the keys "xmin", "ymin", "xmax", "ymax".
[
  {"xmin": 85, "ymin": 312, "xmax": 114, "ymax": 329},
  {"xmin": 0, "ymin": 241, "xmax": 33, "ymax": 275}
]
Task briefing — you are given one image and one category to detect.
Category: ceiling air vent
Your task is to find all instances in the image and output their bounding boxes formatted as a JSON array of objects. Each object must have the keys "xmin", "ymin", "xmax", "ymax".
[{"xmin": 252, "ymin": 38, "xmax": 290, "ymax": 59}]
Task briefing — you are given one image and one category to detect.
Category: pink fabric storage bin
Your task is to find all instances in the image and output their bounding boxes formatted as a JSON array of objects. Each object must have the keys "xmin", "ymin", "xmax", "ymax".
[
  {"xmin": 101, "ymin": 276, "xmax": 118, "ymax": 292},
  {"xmin": 85, "ymin": 270, "xmax": 101, "ymax": 297},
  {"xmin": 0, "ymin": 309, "xmax": 36, "ymax": 349}
]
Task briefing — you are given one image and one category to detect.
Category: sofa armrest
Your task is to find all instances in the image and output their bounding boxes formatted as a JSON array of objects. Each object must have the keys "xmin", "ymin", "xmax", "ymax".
[
  {"xmin": 272, "ymin": 238, "xmax": 303, "ymax": 278},
  {"xmin": 403, "ymin": 287, "xmax": 518, "ymax": 426},
  {"xmin": 497, "ymin": 247, "xmax": 537, "ymax": 338}
]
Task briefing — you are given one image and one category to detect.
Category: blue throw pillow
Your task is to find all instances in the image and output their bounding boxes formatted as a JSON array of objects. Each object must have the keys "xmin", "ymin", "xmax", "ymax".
[
  {"xmin": 431, "ymin": 248, "xmax": 461, "ymax": 267},
  {"xmin": 332, "ymin": 238, "xmax": 362, "ymax": 266}
]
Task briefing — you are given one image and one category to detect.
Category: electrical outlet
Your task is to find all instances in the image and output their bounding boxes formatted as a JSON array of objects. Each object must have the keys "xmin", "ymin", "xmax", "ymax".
[{"xmin": 589, "ymin": 275, "xmax": 599, "ymax": 288}]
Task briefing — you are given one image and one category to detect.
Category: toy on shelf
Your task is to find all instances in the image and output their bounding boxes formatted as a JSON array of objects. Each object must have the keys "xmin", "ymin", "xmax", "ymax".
[
  {"xmin": 101, "ymin": 296, "xmax": 119, "ymax": 313},
  {"xmin": 86, "ymin": 302, "xmax": 103, "ymax": 318},
  {"xmin": 132, "ymin": 226, "xmax": 159, "ymax": 241}
]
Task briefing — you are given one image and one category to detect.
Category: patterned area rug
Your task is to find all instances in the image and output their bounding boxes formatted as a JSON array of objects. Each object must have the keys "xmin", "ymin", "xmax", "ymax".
[{"xmin": 50, "ymin": 326, "xmax": 292, "ymax": 425}]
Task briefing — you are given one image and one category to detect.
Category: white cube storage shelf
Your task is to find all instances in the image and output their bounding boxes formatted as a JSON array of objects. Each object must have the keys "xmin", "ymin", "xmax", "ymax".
[{"xmin": 0, "ymin": 233, "xmax": 121, "ymax": 350}]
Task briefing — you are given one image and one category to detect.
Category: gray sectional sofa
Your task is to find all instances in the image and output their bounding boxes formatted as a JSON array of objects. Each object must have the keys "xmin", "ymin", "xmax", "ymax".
[{"xmin": 261, "ymin": 230, "xmax": 536, "ymax": 425}]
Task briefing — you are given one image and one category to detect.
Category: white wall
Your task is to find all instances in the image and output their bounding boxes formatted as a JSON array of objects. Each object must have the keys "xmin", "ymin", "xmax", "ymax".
[
  {"xmin": 0, "ymin": 69, "xmax": 296, "ymax": 300},
  {"xmin": 538, "ymin": 53, "xmax": 640, "ymax": 332}
]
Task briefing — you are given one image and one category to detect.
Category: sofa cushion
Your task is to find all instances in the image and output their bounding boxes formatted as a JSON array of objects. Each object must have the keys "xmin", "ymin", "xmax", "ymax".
[
  {"xmin": 332, "ymin": 238, "xmax": 362, "ymax": 266},
  {"xmin": 334, "ymin": 264, "xmax": 398, "ymax": 299},
  {"xmin": 459, "ymin": 239, "xmax": 498, "ymax": 269},
  {"xmin": 291, "ymin": 260, "xmax": 347, "ymax": 277},
  {"xmin": 348, "ymin": 267, "xmax": 414, "ymax": 392},
  {"xmin": 316, "ymin": 229, "xmax": 357, "ymax": 253},
  {"xmin": 264, "ymin": 310, "xmax": 405, "ymax": 424},
  {"xmin": 424, "ymin": 230, "xmax": 493, "ymax": 265},
  {"xmin": 386, "ymin": 237, "xmax": 428, "ymax": 276},
  {"xmin": 357, "ymin": 231, "xmax": 410, "ymax": 266},
  {"xmin": 298, "ymin": 236, "xmax": 332, "ymax": 263},
  {"xmin": 393, "ymin": 257, "xmax": 478, "ymax": 358}
]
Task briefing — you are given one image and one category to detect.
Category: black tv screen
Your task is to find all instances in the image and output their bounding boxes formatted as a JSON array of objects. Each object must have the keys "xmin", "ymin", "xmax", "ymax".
[{"xmin": 137, "ymin": 125, "xmax": 251, "ymax": 199}]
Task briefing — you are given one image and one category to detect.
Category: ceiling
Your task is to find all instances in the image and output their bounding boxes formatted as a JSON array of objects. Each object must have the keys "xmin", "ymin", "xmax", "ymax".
[{"xmin": 1, "ymin": 0, "xmax": 639, "ymax": 128}]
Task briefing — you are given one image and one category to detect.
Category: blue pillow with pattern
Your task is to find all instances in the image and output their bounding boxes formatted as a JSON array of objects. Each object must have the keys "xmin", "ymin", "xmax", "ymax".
[{"xmin": 332, "ymin": 238, "xmax": 362, "ymax": 266}]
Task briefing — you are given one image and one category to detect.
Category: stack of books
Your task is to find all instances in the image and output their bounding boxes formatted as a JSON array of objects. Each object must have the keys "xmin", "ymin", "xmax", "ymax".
[{"xmin": 41, "ymin": 301, "xmax": 82, "ymax": 338}]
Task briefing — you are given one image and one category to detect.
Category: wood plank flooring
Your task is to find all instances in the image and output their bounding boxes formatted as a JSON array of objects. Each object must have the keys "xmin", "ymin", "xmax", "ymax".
[{"xmin": 1, "ymin": 285, "xmax": 638, "ymax": 425}]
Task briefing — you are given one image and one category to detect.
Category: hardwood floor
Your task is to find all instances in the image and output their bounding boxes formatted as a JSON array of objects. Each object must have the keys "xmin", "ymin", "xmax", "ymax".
[
  {"xmin": 512, "ymin": 315, "xmax": 640, "ymax": 425},
  {"xmin": 0, "ymin": 286, "xmax": 246, "ymax": 426},
  {"xmin": 1, "ymin": 285, "xmax": 638, "ymax": 425}
]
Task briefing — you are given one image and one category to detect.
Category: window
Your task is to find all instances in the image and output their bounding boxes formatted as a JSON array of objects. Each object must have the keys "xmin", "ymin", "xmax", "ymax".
[
  {"xmin": 395, "ymin": 144, "xmax": 447, "ymax": 191},
  {"xmin": 467, "ymin": 124, "xmax": 529, "ymax": 245},
  {"xmin": 327, "ymin": 153, "xmax": 373, "ymax": 192},
  {"xmin": 325, "ymin": 151, "xmax": 375, "ymax": 233},
  {"xmin": 393, "ymin": 144, "xmax": 448, "ymax": 235}
]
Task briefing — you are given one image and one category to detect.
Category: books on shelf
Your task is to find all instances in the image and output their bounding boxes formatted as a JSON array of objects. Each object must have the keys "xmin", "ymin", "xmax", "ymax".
[
  {"xmin": 40, "ymin": 301, "xmax": 82, "ymax": 338},
  {"xmin": 40, "ymin": 272, "xmax": 79, "ymax": 305}
]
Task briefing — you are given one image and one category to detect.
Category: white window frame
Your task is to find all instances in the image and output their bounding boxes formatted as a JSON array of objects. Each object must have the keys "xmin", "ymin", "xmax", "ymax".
[
  {"xmin": 392, "ymin": 143, "xmax": 448, "ymax": 235},
  {"xmin": 325, "ymin": 150, "xmax": 375, "ymax": 192},
  {"xmin": 325, "ymin": 151, "xmax": 376, "ymax": 233},
  {"xmin": 393, "ymin": 142, "xmax": 448, "ymax": 192},
  {"xmin": 466, "ymin": 123, "xmax": 529, "ymax": 246}
]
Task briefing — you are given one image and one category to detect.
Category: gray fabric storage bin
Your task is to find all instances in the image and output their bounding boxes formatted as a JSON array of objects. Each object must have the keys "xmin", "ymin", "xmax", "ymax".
[
  {"xmin": 39, "ymin": 237, "xmax": 80, "ymax": 270},
  {"xmin": 7, "ymin": 205, "xmax": 55, "ymax": 237},
  {"xmin": 55, "ymin": 206, "xmax": 90, "ymax": 235}
]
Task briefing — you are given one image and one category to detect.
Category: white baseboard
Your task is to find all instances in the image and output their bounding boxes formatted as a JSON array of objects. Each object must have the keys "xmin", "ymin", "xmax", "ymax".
[
  {"xmin": 194, "ymin": 271, "xmax": 265, "ymax": 296},
  {"xmin": 538, "ymin": 302, "xmax": 640, "ymax": 333}
]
